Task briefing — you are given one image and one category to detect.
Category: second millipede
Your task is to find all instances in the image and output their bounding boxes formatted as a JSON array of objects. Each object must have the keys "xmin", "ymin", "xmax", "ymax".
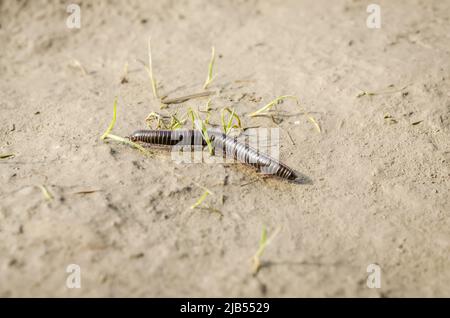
[{"xmin": 128, "ymin": 129, "xmax": 309, "ymax": 183}]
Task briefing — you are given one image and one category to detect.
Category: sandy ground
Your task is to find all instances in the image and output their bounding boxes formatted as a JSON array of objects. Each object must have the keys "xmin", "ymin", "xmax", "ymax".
[{"xmin": 0, "ymin": 0, "xmax": 449, "ymax": 297}]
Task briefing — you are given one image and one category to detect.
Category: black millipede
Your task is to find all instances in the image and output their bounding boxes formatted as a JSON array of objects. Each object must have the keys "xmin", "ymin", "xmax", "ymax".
[{"xmin": 128, "ymin": 129, "xmax": 310, "ymax": 184}]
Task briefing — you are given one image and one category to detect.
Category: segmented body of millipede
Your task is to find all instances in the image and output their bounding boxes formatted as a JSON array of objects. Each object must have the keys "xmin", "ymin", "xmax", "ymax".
[{"xmin": 129, "ymin": 129, "xmax": 304, "ymax": 183}]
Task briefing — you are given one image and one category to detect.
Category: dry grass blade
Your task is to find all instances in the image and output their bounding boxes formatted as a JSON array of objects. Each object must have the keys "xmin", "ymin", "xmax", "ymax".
[
  {"xmin": 145, "ymin": 37, "xmax": 159, "ymax": 99},
  {"xmin": 198, "ymin": 206, "xmax": 223, "ymax": 216},
  {"xmin": 70, "ymin": 59, "xmax": 88, "ymax": 76},
  {"xmin": 286, "ymin": 130, "xmax": 296, "ymax": 145},
  {"xmin": 0, "ymin": 153, "xmax": 15, "ymax": 159},
  {"xmin": 72, "ymin": 189, "xmax": 101, "ymax": 195},
  {"xmin": 39, "ymin": 185, "xmax": 53, "ymax": 201},
  {"xmin": 384, "ymin": 113, "xmax": 398, "ymax": 124},
  {"xmin": 356, "ymin": 84, "xmax": 409, "ymax": 98},
  {"xmin": 145, "ymin": 112, "xmax": 166, "ymax": 129},
  {"xmin": 161, "ymin": 91, "xmax": 215, "ymax": 105},
  {"xmin": 203, "ymin": 46, "xmax": 216, "ymax": 89}
]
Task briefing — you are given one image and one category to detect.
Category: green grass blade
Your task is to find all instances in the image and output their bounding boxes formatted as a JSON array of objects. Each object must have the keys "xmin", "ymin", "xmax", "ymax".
[
  {"xmin": 221, "ymin": 107, "xmax": 242, "ymax": 134},
  {"xmin": 169, "ymin": 113, "xmax": 185, "ymax": 130},
  {"xmin": 105, "ymin": 134, "xmax": 153, "ymax": 155},
  {"xmin": 259, "ymin": 226, "xmax": 268, "ymax": 252},
  {"xmin": 100, "ymin": 97, "xmax": 118, "ymax": 140},
  {"xmin": 100, "ymin": 98, "xmax": 152, "ymax": 155},
  {"xmin": 252, "ymin": 225, "xmax": 281, "ymax": 274},
  {"xmin": 187, "ymin": 107, "xmax": 197, "ymax": 129},
  {"xmin": 187, "ymin": 107, "xmax": 214, "ymax": 154},
  {"xmin": 190, "ymin": 190, "xmax": 211, "ymax": 209},
  {"xmin": 247, "ymin": 95, "xmax": 297, "ymax": 117},
  {"xmin": 195, "ymin": 119, "xmax": 214, "ymax": 155},
  {"xmin": 305, "ymin": 113, "xmax": 321, "ymax": 133},
  {"xmin": 248, "ymin": 95, "xmax": 321, "ymax": 133},
  {"xmin": 203, "ymin": 46, "xmax": 216, "ymax": 89}
]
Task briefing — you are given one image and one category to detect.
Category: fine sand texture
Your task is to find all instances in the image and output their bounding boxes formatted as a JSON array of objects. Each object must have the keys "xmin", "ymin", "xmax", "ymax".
[{"xmin": 0, "ymin": 0, "xmax": 449, "ymax": 297}]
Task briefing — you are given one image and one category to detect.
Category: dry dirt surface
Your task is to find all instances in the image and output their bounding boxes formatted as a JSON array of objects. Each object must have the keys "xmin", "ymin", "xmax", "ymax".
[{"xmin": 0, "ymin": 0, "xmax": 449, "ymax": 297}]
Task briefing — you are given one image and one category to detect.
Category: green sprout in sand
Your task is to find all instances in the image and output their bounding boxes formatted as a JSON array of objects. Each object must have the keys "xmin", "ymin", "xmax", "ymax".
[
  {"xmin": 203, "ymin": 46, "xmax": 216, "ymax": 90},
  {"xmin": 221, "ymin": 107, "xmax": 242, "ymax": 135},
  {"xmin": 190, "ymin": 187, "xmax": 213, "ymax": 210},
  {"xmin": 100, "ymin": 97, "xmax": 152, "ymax": 155},
  {"xmin": 252, "ymin": 225, "xmax": 282, "ymax": 275},
  {"xmin": 187, "ymin": 107, "xmax": 214, "ymax": 155},
  {"xmin": 248, "ymin": 95, "xmax": 321, "ymax": 133}
]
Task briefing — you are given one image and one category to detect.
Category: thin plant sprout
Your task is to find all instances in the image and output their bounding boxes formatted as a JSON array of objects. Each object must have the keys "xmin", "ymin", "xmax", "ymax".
[
  {"xmin": 199, "ymin": 99, "xmax": 212, "ymax": 125},
  {"xmin": 187, "ymin": 107, "xmax": 197, "ymax": 129},
  {"xmin": 190, "ymin": 189, "xmax": 211, "ymax": 209},
  {"xmin": 247, "ymin": 95, "xmax": 297, "ymax": 117},
  {"xmin": 202, "ymin": 123, "xmax": 214, "ymax": 155},
  {"xmin": 100, "ymin": 98, "xmax": 153, "ymax": 155},
  {"xmin": 221, "ymin": 107, "xmax": 242, "ymax": 134},
  {"xmin": 100, "ymin": 97, "xmax": 118, "ymax": 140},
  {"xmin": 252, "ymin": 225, "xmax": 282, "ymax": 275},
  {"xmin": 203, "ymin": 99, "xmax": 212, "ymax": 112},
  {"xmin": 203, "ymin": 46, "xmax": 216, "ymax": 89},
  {"xmin": 169, "ymin": 113, "xmax": 186, "ymax": 130},
  {"xmin": 145, "ymin": 37, "xmax": 159, "ymax": 99},
  {"xmin": 190, "ymin": 181, "xmax": 214, "ymax": 210},
  {"xmin": 170, "ymin": 171, "xmax": 214, "ymax": 211},
  {"xmin": 104, "ymin": 133, "xmax": 151, "ymax": 154},
  {"xmin": 187, "ymin": 107, "xmax": 214, "ymax": 155},
  {"xmin": 296, "ymin": 100, "xmax": 322, "ymax": 133},
  {"xmin": 248, "ymin": 95, "xmax": 321, "ymax": 133}
]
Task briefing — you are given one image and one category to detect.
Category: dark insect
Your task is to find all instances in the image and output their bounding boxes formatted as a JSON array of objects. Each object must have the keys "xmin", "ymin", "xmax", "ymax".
[{"xmin": 128, "ymin": 129, "xmax": 310, "ymax": 184}]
